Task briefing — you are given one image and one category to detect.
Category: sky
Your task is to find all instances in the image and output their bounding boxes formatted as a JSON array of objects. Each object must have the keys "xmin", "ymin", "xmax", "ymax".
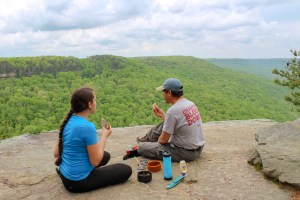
[{"xmin": 0, "ymin": 0, "xmax": 299, "ymax": 58}]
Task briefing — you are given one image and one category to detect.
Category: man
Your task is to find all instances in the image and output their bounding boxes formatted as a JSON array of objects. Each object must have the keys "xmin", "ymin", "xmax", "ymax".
[{"xmin": 137, "ymin": 78, "xmax": 205, "ymax": 162}]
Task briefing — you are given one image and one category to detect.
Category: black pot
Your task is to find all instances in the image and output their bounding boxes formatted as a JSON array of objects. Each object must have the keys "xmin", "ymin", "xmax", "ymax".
[{"xmin": 137, "ymin": 171, "xmax": 152, "ymax": 183}]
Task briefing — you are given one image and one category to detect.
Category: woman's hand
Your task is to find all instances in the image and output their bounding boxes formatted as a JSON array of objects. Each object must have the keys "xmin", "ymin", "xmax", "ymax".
[
  {"xmin": 102, "ymin": 125, "xmax": 112, "ymax": 139},
  {"xmin": 152, "ymin": 103, "xmax": 165, "ymax": 121}
]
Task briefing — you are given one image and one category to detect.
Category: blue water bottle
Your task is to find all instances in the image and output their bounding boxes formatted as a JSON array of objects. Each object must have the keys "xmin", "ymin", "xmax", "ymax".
[{"xmin": 162, "ymin": 151, "xmax": 173, "ymax": 180}]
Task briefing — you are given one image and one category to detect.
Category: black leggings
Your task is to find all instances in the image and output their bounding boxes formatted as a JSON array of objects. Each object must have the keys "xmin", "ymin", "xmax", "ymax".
[{"xmin": 59, "ymin": 151, "xmax": 132, "ymax": 193}]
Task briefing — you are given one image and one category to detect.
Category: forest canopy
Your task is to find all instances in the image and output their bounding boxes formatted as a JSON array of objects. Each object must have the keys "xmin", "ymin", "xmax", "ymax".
[{"xmin": 0, "ymin": 55, "xmax": 298, "ymax": 139}]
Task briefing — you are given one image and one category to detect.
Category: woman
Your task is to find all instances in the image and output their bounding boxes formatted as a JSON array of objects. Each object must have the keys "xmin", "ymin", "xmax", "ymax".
[{"xmin": 54, "ymin": 87, "xmax": 132, "ymax": 193}]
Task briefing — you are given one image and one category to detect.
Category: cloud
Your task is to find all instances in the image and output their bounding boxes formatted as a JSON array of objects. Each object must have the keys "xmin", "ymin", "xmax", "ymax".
[
  {"xmin": 0, "ymin": 0, "xmax": 152, "ymax": 32},
  {"xmin": 168, "ymin": 0, "xmax": 188, "ymax": 14},
  {"xmin": 0, "ymin": 0, "xmax": 299, "ymax": 58}
]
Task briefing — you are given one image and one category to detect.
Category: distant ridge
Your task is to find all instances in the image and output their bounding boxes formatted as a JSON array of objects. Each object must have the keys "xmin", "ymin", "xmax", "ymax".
[{"xmin": 205, "ymin": 58, "xmax": 289, "ymax": 79}]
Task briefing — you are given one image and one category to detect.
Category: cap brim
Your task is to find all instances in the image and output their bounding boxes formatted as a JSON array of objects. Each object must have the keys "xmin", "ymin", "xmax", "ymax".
[{"xmin": 156, "ymin": 86, "xmax": 164, "ymax": 91}]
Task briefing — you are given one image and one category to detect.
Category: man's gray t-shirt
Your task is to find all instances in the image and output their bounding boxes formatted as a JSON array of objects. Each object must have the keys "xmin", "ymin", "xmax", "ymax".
[{"xmin": 162, "ymin": 98, "xmax": 205, "ymax": 149}]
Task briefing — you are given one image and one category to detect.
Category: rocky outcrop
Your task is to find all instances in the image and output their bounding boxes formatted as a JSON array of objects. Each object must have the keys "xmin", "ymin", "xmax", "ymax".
[
  {"xmin": 248, "ymin": 118, "xmax": 300, "ymax": 188},
  {"xmin": 0, "ymin": 72, "xmax": 16, "ymax": 78},
  {"xmin": 0, "ymin": 119, "xmax": 298, "ymax": 200}
]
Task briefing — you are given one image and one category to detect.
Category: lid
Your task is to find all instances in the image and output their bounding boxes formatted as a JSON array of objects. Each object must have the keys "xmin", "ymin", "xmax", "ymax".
[{"xmin": 162, "ymin": 151, "xmax": 171, "ymax": 157}]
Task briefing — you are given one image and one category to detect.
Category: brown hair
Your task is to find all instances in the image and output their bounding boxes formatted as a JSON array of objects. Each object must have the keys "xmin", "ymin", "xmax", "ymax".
[
  {"xmin": 55, "ymin": 87, "xmax": 95, "ymax": 166},
  {"xmin": 163, "ymin": 89, "xmax": 184, "ymax": 98}
]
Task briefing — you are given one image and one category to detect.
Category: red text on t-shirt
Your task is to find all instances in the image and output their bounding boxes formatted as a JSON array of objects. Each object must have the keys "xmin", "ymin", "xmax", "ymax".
[{"xmin": 182, "ymin": 104, "xmax": 201, "ymax": 126}]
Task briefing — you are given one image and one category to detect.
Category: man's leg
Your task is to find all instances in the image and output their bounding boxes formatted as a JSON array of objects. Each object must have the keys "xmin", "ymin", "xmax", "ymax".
[
  {"xmin": 138, "ymin": 142, "xmax": 204, "ymax": 162},
  {"xmin": 137, "ymin": 122, "xmax": 164, "ymax": 142},
  {"xmin": 137, "ymin": 142, "xmax": 164, "ymax": 160}
]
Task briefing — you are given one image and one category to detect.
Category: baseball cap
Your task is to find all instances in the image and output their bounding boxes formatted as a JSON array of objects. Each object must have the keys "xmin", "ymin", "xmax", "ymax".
[{"xmin": 156, "ymin": 78, "xmax": 183, "ymax": 92}]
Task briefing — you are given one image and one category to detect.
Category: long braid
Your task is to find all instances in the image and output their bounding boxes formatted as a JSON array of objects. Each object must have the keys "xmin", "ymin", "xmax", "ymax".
[{"xmin": 55, "ymin": 109, "xmax": 74, "ymax": 166}]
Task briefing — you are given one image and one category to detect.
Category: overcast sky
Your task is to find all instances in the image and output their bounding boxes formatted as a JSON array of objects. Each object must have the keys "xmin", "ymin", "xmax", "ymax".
[{"xmin": 0, "ymin": 0, "xmax": 299, "ymax": 58}]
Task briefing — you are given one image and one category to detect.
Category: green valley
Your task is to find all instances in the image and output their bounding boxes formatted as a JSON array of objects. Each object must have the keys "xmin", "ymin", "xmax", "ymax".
[{"xmin": 0, "ymin": 55, "xmax": 298, "ymax": 139}]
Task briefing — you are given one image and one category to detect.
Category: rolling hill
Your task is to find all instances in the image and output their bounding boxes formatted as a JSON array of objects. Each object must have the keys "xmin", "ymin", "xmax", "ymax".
[{"xmin": 0, "ymin": 55, "xmax": 298, "ymax": 139}]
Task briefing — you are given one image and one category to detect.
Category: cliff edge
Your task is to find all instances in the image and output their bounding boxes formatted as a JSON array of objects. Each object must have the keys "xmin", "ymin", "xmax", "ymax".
[{"xmin": 0, "ymin": 119, "xmax": 299, "ymax": 200}]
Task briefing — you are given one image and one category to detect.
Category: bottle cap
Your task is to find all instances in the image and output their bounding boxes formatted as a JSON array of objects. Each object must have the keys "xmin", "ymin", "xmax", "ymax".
[{"xmin": 162, "ymin": 151, "xmax": 171, "ymax": 157}]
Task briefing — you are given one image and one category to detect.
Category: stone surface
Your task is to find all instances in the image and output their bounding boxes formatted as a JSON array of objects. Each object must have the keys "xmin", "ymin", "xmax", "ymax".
[
  {"xmin": 0, "ymin": 119, "xmax": 299, "ymax": 200},
  {"xmin": 249, "ymin": 118, "xmax": 300, "ymax": 188}
]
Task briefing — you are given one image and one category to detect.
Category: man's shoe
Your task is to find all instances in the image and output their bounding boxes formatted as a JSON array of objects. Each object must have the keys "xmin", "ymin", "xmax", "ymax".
[{"xmin": 136, "ymin": 135, "xmax": 150, "ymax": 143}]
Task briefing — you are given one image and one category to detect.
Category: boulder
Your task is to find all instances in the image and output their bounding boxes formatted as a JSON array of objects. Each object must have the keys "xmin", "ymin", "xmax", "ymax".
[{"xmin": 248, "ymin": 118, "xmax": 300, "ymax": 188}]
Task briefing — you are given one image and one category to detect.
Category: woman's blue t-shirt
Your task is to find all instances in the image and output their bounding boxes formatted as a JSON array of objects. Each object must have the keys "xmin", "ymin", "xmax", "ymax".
[{"xmin": 60, "ymin": 115, "xmax": 98, "ymax": 181}]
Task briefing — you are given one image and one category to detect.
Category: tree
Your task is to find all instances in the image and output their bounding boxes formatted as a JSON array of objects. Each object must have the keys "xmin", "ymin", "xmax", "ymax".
[{"xmin": 273, "ymin": 49, "xmax": 300, "ymax": 108}]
